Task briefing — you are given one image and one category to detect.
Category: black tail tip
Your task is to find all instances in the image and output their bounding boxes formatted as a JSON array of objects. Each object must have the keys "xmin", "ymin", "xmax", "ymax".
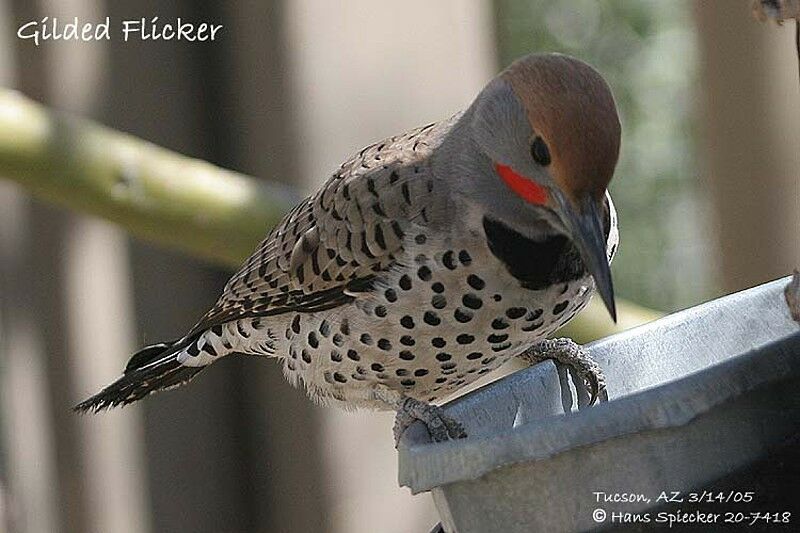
[
  {"xmin": 74, "ymin": 357, "xmax": 205, "ymax": 415},
  {"xmin": 73, "ymin": 390, "xmax": 127, "ymax": 413}
]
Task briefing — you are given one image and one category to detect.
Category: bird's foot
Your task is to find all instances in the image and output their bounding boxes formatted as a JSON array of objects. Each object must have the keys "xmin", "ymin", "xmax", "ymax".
[
  {"xmin": 520, "ymin": 338, "xmax": 607, "ymax": 405},
  {"xmin": 393, "ymin": 396, "xmax": 467, "ymax": 447}
]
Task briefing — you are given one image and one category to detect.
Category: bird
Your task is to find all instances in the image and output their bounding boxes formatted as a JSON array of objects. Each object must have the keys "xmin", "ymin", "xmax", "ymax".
[{"xmin": 76, "ymin": 52, "xmax": 621, "ymax": 445}]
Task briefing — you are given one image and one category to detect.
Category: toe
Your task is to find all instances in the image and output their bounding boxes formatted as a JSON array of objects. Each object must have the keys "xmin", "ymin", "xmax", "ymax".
[
  {"xmin": 586, "ymin": 372, "xmax": 599, "ymax": 405},
  {"xmin": 426, "ymin": 414, "xmax": 451, "ymax": 442},
  {"xmin": 393, "ymin": 396, "xmax": 467, "ymax": 444},
  {"xmin": 428, "ymin": 406, "xmax": 466, "ymax": 442},
  {"xmin": 444, "ymin": 417, "xmax": 467, "ymax": 440},
  {"xmin": 598, "ymin": 386, "xmax": 609, "ymax": 403}
]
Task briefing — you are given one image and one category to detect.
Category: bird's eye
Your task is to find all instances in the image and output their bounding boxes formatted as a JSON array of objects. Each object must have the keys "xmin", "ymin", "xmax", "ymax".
[{"xmin": 530, "ymin": 137, "xmax": 551, "ymax": 166}]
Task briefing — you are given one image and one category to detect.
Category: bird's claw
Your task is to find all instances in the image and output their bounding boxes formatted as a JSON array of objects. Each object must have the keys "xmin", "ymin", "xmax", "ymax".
[
  {"xmin": 582, "ymin": 362, "xmax": 607, "ymax": 405},
  {"xmin": 393, "ymin": 397, "xmax": 467, "ymax": 447},
  {"xmin": 521, "ymin": 337, "xmax": 607, "ymax": 406}
]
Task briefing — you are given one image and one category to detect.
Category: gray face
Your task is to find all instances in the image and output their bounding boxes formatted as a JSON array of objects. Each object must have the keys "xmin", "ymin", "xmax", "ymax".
[
  {"xmin": 437, "ymin": 78, "xmax": 567, "ymax": 240},
  {"xmin": 435, "ymin": 53, "xmax": 620, "ymax": 320}
]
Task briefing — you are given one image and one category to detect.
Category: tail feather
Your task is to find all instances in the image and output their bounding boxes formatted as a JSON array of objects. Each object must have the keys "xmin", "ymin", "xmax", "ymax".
[{"xmin": 74, "ymin": 340, "xmax": 206, "ymax": 413}]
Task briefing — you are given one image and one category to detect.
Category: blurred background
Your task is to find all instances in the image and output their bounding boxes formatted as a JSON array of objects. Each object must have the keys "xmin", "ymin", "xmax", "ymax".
[{"xmin": 0, "ymin": 1, "xmax": 797, "ymax": 532}]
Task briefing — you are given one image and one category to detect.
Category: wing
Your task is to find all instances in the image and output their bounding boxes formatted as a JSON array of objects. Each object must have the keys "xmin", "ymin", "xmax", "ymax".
[{"xmin": 186, "ymin": 118, "xmax": 455, "ymax": 337}]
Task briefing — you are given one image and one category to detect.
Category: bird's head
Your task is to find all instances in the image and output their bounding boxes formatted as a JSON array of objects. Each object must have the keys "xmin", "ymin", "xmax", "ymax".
[{"xmin": 455, "ymin": 53, "xmax": 621, "ymax": 319}]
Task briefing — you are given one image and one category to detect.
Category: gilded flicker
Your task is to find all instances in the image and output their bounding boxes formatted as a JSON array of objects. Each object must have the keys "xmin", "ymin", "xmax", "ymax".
[{"xmin": 77, "ymin": 53, "xmax": 621, "ymax": 444}]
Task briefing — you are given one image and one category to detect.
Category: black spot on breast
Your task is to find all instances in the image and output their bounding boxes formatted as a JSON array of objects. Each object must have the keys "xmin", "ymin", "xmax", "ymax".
[
  {"xmin": 467, "ymin": 274, "xmax": 485, "ymax": 290},
  {"xmin": 423, "ymin": 311, "xmax": 441, "ymax": 326},
  {"xmin": 401, "ymin": 379, "xmax": 416, "ymax": 387},
  {"xmin": 442, "ymin": 251, "xmax": 457, "ymax": 270},
  {"xmin": 399, "ymin": 275, "xmax": 412, "ymax": 290},
  {"xmin": 436, "ymin": 352, "xmax": 452, "ymax": 362},
  {"xmin": 377, "ymin": 338, "xmax": 392, "ymax": 351},
  {"xmin": 330, "ymin": 350, "xmax": 342, "ymax": 362},
  {"xmin": 431, "ymin": 294, "xmax": 447, "ymax": 309},
  {"xmin": 454, "ymin": 308, "xmax": 473, "ymax": 323},
  {"xmin": 458, "ymin": 250, "xmax": 472, "ymax": 265},
  {"xmin": 360, "ymin": 333, "xmax": 373, "ymax": 345},
  {"xmin": 374, "ymin": 305, "xmax": 387, "ymax": 318},
  {"xmin": 399, "ymin": 350, "xmax": 415, "ymax": 360},
  {"xmin": 487, "ymin": 333, "xmax": 509, "ymax": 343},
  {"xmin": 414, "ymin": 369, "xmax": 429, "ymax": 377},
  {"xmin": 347, "ymin": 349, "xmax": 360, "ymax": 361},
  {"xmin": 318, "ymin": 320, "xmax": 331, "ymax": 337},
  {"xmin": 396, "ymin": 368, "xmax": 409, "ymax": 376},
  {"xmin": 333, "ymin": 372, "xmax": 347, "ymax": 383},
  {"xmin": 400, "ymin": 335, "xmax": 415, "ymax": 346},
  {"xmin": 417, "ymin": 266, "xmax": 432, "ymax": 281},
  {"xmin": 456, "ymin": 334, "xmax": 475, "ymax": 345},
  {"xmin": 553, "ymin": 301, "xmax": 569, "ymax": 315},
  {"xmin": 332, "ymin": 333, "xmax": 344, "ymax": 347},
  {"xmin": 435, "ymin": 377, "xmax": 447, "ymax": 384},
  {"xmin": 432, "ymin": 282, "xmax": 445, "ymax": 293},
  {"xmin": 483, "ymin": 216, "xmax": 588, "ymax": 289},
  {"xmin": 308, "ymin": 332, "xmax": 319, "ymax": 349},
  {"xmin": 522, "ymin": 321, "xmax": 543, "ymax": 332},
  {"xmin": 466, "ymin": 352, "xmax": 482, "ymax": 360},
  {"xmin": 491, "ymin": 318, "xmax": 509, "ymax": 330},
  {"xmin": 291, "ymin": 315, "xmax": 301, "ymax": 334},
  {"xmin": 506, "ymin": 307, "xmax": 526, "ymax": 319},
  {"xmin": 462, "ymin": 293, "xmax": 482, "ymax": 309},
  {"xmin": 401, "ymin": 316, "xmax": 415, "ymax": 329},
  {"xmin": 371, "ymin": 363, "xmax": 384, "ymax": 372},
  {"xmin": 385, "ymin": 289, "xmax": 398, "ymax": 302},
  {"xmin": 432, "ymin": 337, "xmax": 447, "ymax": 348}
]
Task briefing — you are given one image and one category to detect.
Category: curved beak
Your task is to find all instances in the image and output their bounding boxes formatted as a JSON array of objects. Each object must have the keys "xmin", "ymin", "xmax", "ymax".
[{"xmin": 553, "ymin": 191, "xmax": 617, "ymax": 322}]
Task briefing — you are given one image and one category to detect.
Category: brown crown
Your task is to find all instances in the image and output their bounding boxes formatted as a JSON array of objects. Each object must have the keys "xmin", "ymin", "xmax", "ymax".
[{"xmin": 502, "ymin": 54, "xmax": 621, "ymax": 206}]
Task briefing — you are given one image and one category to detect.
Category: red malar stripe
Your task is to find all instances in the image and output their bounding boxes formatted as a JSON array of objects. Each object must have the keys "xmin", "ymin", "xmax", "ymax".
[{"xmin": 494, "ymin": 163, "xmax": 548, "ymax": 205}]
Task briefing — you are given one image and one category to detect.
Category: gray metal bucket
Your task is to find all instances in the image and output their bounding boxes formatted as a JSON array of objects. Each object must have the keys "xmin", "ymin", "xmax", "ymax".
[{"xmin": 398, "ymin": 277, "xmax": 800, "ymax": 532}]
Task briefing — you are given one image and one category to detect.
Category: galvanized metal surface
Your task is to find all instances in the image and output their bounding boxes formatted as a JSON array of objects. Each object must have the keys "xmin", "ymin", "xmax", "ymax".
[{"xmin": 398, "ymin": 277, "xmax": 800, "ymax": 532}]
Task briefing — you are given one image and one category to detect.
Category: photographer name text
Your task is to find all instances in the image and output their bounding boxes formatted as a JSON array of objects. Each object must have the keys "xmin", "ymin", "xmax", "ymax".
[{"xmin": 17, "ymin": 17, "xmax": 223, "ymax": 46}]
